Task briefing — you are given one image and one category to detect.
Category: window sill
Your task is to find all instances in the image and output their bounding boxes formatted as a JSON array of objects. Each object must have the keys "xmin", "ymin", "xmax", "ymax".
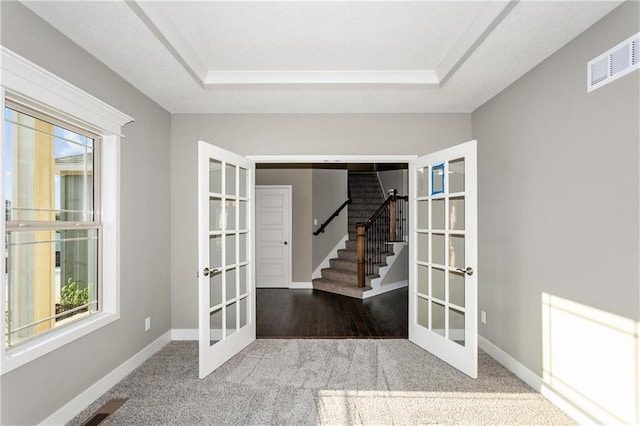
[{"xmin": 1, "ymin": 311, "xmax": 119, "ymax": 375}]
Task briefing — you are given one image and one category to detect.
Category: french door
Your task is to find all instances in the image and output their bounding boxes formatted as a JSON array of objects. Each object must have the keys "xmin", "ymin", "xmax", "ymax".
[
  {"xmin": 197, "ymin": 141, "xmax": 255, "ymax": 379},
  {"xmin": 409, "ymin": 140, "xmax": 478, "ymax": 378}
]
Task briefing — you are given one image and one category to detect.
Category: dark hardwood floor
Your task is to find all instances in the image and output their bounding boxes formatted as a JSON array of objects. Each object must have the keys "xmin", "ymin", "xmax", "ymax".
[{"xmin": 256, "ymin": 287, "xmax": 408, "ymax": 338}]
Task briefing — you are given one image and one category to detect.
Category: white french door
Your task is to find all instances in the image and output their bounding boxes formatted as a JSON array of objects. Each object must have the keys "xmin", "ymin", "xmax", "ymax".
[
  {"xmin": 197, "ymin": 141, "xmax": 255, "ymax": 379},
  {"xmin": 409, "ymin": 140, "xmax": 478, "ymax": 378}
]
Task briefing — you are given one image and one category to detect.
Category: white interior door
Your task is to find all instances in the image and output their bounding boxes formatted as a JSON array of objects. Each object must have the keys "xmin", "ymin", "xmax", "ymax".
[
  {"xmin": 198, "ymin": 140, "xmax": 255, "ymax": 379},
  {"xmin": 256, "ymin": 186, "xmax": 292, "ymax": 288},
  {"xmin": 409, "ymin": 140, "xmax": 478, "ymax": 378}
]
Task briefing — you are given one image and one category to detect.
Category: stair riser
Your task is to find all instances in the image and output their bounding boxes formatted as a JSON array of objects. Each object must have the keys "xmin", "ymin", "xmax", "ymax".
[
  {"xmin": 349, "ymin": 176, "xmax": 379, "ymax": 182},
  {"xmin": 337, "ymin": 248, "xmax": 393, "ymax": 263},
  {"xmin": 319, "ymin": 269, "xmax": 377, "ymax": 285},
  {"xmin": 349, "ymin": 218, "xmax": 388, "ymax": 224},
  {"xmin": 345, "ymin": 240, "xmax": 395, "ymax": 251},
  {"xmin": 351, "ymin": 197, "xmax": 385, "ymax": 203},
  {"xmin": 349, "ymin": 205, "xmax": 383, "ymax": 212},
  {"xmin": 329, "ymin": 259, "xmax": 357, "ymax": 272},
  {"xmin": 311, "ymin": 279, "xmax": 371, "ymax": 299},
  {"xmin": 349, "ymin": 210, "xmax": 377, "ymax": 218},
  {"xmin": 330, "ymin": 259, "xmax": 384, "ymax": 275},
  {"xmin": 351, "ymin": 192, "xmax": 383, "ymax": 197},
  {"xmin": 351, "ymin": 185, "xmax": 383, "ymax": 191},
  {"xmin": 321, "ymin": 268, "xmax": 358, "ymax": 284},
  {"xmin": 337, "ymin": 249, "xmax": 357, "ymax": 260}
]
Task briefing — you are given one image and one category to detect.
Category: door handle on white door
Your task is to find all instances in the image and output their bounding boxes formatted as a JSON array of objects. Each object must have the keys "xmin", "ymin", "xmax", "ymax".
[
  {"xmin": 202, "ymin": 267, "xmax": 220, "ymax": 277},
  {"xmin": 283, "ymin": 241, "xmax": 288, "ymax": 245},
  {"xmin": 456, "ymin": 267, "xmax": 474, "ymax": 276}
]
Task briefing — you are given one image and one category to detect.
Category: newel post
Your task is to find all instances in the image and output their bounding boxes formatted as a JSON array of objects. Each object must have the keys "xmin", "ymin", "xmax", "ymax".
[
  {"xmin": 389, "ymin": 189, "xmax": 397, "ymax": 242},
  {"xmin": 356, "ymin": 223, "xmax": 366, "ymax": 288}
]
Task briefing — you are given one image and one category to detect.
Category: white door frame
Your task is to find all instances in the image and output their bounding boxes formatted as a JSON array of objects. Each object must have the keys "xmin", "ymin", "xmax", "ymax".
[
  {"xmin": 255, "ymin": 185, "xmax": 292, "ymax": 288},
  {"xmin": 248, "ymin": 155, "xmax": 417, "ymax": 164}
]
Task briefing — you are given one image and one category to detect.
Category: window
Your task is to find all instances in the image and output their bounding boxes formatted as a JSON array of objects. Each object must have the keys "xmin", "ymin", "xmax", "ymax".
[
  {"xmin": 1, "ymin": 46, "xmax": 132, "ymax": 373},
  {"xmin": 4, "ymin": 104, "xmax": 101, "ymax": 348}
]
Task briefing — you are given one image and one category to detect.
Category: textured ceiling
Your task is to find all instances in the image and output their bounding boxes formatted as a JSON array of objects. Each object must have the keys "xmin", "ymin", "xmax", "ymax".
[
  {"xmin": 159, "ymin": 1, "xmax": 485, "ymax": 70},
  {"xmin": 21, "ymin": 1, "xmax": 622, "ymax": 114}
]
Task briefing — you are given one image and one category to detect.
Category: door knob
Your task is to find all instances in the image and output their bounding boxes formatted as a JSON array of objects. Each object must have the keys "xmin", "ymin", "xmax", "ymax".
[
  {"xmin": 283, "ymin": 241, "xmax": 288, "ymax": 245},
  {"xmin": 456, "ymin": 266, "xmax": 474, "ymax": 276},
  {"xmin": 202, "ymin": 267, "xmax": 220, "ymax": 277}
]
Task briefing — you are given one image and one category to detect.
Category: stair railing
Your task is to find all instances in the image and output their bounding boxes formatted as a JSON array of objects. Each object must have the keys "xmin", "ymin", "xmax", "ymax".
[
  {"xmin": 313, "ymin": 192, "xmax": 352, "ymax": 236},
  {"xmin": 356, "ymin": 189, "xmax": 408, "ymax": 287}
]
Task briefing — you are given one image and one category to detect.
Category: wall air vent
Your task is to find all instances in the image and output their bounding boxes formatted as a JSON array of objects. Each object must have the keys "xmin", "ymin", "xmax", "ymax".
[{"xmin": 588, "ymin": 32, "xmax": 640, "ymax": 92}]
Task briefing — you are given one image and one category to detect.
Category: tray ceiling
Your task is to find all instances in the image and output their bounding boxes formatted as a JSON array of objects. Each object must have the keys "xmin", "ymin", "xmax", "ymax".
[{"xmin": 20, "ymin": 1, "xmax": 622, "ymax": 113}]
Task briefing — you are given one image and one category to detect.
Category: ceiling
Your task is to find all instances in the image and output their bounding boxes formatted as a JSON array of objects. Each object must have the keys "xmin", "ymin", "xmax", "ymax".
[{"xmin": 21, "ymin": 1, "xmax": 622, "ymax": 114}]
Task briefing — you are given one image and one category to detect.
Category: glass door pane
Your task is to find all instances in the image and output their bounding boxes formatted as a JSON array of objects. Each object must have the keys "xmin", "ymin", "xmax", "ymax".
[
  {"xmin": 415, "ymin": 157, "xmax": 469, "ymax": 346},
  {"xmin": 207, "ymin": 161, "xmax": 251, "ymax": 347}
]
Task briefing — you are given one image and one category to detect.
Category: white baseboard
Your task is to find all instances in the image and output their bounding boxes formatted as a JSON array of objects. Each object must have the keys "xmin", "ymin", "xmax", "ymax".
[
  {"xmin": 171, "ymin": 328, "xmax": 199, "ymax": 340},
  {"xmin": 478, "ymin": 335, "xmax": 541, "ymax": 391},
  {"xmin": 312, "ymin": 234, "xmax": 348, "ymax": 279},
  {"xmin": 41, "ymin": 330, "xmax": 171, "ymax": 426},
  {"xmin": 479, "ymin": 335, "xmax": 599, "ymax": 426},
  {"xmin": 290, "ymin": 282, "xmax": 313, "ymax": 289}
]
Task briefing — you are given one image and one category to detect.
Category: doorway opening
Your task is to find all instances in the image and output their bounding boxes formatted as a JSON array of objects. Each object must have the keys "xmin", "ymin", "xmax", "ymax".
[
  {"xmin": 254, "ymin": 161, "xmax": 410, "ymax": 339},
  {"xmin": 199, "ymin": 142, "xmax": 477, "ymax": 379}
]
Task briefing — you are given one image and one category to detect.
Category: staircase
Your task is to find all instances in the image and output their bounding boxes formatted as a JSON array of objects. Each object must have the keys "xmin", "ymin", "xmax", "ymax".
[{"xmin": 312, "ymin": 172, "xmax": 395, "ymax": 298}]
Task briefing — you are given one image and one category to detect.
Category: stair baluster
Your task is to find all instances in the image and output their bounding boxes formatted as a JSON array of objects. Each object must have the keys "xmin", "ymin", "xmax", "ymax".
[{"xmin": 356, "ymin": 189, "xmax": 408, "ymax": 288}]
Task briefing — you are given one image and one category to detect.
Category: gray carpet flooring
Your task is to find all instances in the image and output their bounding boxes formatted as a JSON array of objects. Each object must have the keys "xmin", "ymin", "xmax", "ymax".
[{"xmin": 69, "ymin": 340, "xmax": 575, "ymax": 425}]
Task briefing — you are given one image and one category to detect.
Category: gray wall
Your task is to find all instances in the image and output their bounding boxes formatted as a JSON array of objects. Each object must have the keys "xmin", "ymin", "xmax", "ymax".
[
  {"xmin": 312, "ymin": 169, "xmax": 348, "ymax": 271},
  {"xmin": 380, "ymin": 244, "xmax": 409, "ymax": 285},
  {"xmin": 171, "ymin": 113, "xmax": 470, "ymax": 329},
  {"xmin": 378, "ymin": 169, "xmax": 408, "ymax": 196},
  {"xmin": 255, "ymin": 169, "xmax": 313, "ymax": 283},
  {"xmin": 473, "ymin": 0, "xmax": 639, "ymax": 378},
  {"xmin": 0, "ymin": 2, "xmax": 172, "ymax": 425}
]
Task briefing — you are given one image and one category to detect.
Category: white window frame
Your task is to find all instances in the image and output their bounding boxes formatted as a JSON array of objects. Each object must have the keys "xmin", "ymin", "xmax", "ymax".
[{"xmin": 0, "ymin": 47, "xmax": 133, "ymax": 374}]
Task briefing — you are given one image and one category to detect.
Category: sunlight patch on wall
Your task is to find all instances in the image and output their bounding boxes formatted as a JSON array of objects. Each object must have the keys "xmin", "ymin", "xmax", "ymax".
[{"xmin": 542, "ymin": 293, "xmax": 639, "ymax": 425}]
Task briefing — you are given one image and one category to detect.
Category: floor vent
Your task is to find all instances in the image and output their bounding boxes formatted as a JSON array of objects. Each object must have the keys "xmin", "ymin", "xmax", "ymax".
[
  {"xmin": 82, "ymin": 398, "xmax": 128, "ymax": 426},
  {"xmin": 588, "ymin": 32, "xmax": 640, "ymax": 92}
]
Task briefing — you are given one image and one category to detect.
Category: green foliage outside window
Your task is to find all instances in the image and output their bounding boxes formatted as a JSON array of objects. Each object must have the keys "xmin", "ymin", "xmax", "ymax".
[{"xmin": 60, "ymin": 279, "xmax": 89, "ymax": 307}]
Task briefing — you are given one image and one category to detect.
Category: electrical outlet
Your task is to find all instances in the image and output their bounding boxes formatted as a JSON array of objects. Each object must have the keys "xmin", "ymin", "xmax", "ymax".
[
  {"xmin": 145, "ymin": 316, "xmax": 151, "ymax": 331},
  {"xmin": 480, "ymin": 311, "xmax": 486, "ymax": 324}
]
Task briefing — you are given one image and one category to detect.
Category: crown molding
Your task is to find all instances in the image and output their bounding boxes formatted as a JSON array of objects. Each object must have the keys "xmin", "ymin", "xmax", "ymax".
[
  {"xmin": 126, "ymin": 0, "xmax": 516, "ymax": 88},
  {"xmin": 204, "ymin": 70, "xmax": 439, "ymax": 86},
  {"xmin": 125, "ymin": 0, "xmax": 208, "ymax": 87},
  {"xmin": 436, "ymin": 0, "xmax": 518, "ymax": 86}
]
